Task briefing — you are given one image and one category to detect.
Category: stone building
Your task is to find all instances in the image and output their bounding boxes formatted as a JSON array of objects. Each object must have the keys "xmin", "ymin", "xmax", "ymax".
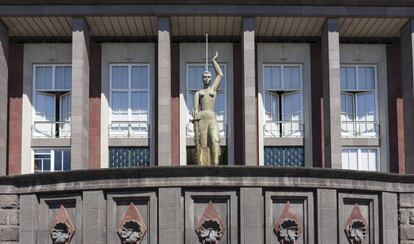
[{"xmin": 0, "ymin": 0, "xmax": 414, "ymax": 243}]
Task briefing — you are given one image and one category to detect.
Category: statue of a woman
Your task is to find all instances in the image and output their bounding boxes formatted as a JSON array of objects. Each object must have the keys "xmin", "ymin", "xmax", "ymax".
[{"xmin": 193, "ymin": 51, "xmax": 223, "ymax": 165}]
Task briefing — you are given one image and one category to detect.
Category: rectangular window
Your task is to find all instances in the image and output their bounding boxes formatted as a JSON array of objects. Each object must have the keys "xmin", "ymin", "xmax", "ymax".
[
  {"xmin": 186, "ymin": 64, "xmax": 226, "ymax": 137},
  {"xmin": 110, "ymin": 64, "xmax": 150, "ymax": 138},
  {"xmin": 33, "ymin": 148, "xmax": 71, "ymax": 173},
  {"xmin": 341, "ymin": 147, "xmax": 378, "ymax": 171},
  {"xmin": 32, "ymin": 65, "xmax": 72, "ymax": 138},
  {"xmin": 109, "ymin": 147, "xmax": 150, "ymax": 168},
  {"xmin": 264, "ymin": 146, "xmax": 304, "ymax": 167},
  {"xmin": 340, "ymin": 65, "xmax": 378, "ymax": 137},
  {"xmin": 263, "ymin": 64, "xmax": 303, "ymax": 138}
]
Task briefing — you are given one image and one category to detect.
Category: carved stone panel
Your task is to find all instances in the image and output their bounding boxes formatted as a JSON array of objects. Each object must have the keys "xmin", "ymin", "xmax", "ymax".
[
  {"xmin": 274, "ymin": 201, "xmax": 303, "ymax": 244},
  {"xmin": 265, "ymin": 191, "xmax": 314, "ymax": 244},
  {"xmin": 344, "ymin": 204, "xmax": 367, "ymax": 244},
  {"xmin": 195, "ymin": 202, "xmax": 225, "ymax": 244},
  {"xmin": 185, "ymin": 191, "xmax": 238, "ymax": 244},
  {"xmin": 49, "ymin": 205, "xmax": 76, "ymax": 244},
  {"xmin": 117, "ymin": 203, "xmax": 148, "ymax": 244}
]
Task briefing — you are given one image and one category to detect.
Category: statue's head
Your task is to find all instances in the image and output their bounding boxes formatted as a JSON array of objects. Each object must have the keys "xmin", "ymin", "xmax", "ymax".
[{"xmin": 202, "ymin": 71, "xmax": 212, "ymax": 85}]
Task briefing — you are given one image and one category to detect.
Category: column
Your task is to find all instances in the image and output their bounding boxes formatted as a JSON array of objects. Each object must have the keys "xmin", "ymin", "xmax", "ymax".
[
  {"xmin": 0, "ymin": 21, "xmax": 7, "ymax": 175},
  {"xmin": 401, "ymin": 20, "xmax": 414, "ymax": 173},
  {"xmin": 381, "ymin": 192, "xmax": 398, "ymax": 243},
  {"xmin": 157, "ymin": 17, "xmax": 172, "ymax": 166},
  {"xmin": 240, "ymin": 187, "xmax": 263, "ymax": 244},
  {"xmin": 321, "ymin": 18, "xmax": 341, "ymax": 169},
  {"xmin": 317, "ymin": 189, "xmax": 337, "ymax": 244},
  {"xmin": 71, "ymin": 18, "xmax": 90, "ymax": 169},
  {"xmin": 242, "ymin": 17, "xmax": 257, "ymax": 166},
  {"xmin": 159, "ymin": 188, "xmax": 184, "ymax": 244}
]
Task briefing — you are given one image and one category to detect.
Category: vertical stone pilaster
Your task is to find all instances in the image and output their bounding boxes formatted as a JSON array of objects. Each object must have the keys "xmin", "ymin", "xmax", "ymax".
[
  {"xmin": 19, "ymin": 194, "xmax": 36, "ymax": 244},
  {"xmin": 321, "ymin": 18, "xmax": 341, "ymax": 169},
  {"xmin": 82, "ymin": 191, "xmax": 106, "ymax": 244},
  {"xmin": 401, "ymin": 20, "xmax": 414, "ymax": 173},
  {"xmin": 159, "ymin": 188, "xmax": 183, "ymax": 244},
  {"xmin": 317, "ymin": 189, "xmax": 337, "ymax": 244},
  {"xmin": 157, "ymin": 17, "xmax": 172, "ymax": 166},
  {"xmin": 381, "ymin": 192, "xmax": 398, "ymax": 243},
  {"xmin": 71, "ymin": 18, "xmax": 90, "ymax": 170},
  {"xmin": 242, "ymin": 17, "xmax": 257, "ymax": 166},
  {"xmin": 0, "ymin": 21, "xmax": 8, "ymax": 176},
  {"xmin": 240, "ymin": 188, "xmax": 263, "ymax": 244}
]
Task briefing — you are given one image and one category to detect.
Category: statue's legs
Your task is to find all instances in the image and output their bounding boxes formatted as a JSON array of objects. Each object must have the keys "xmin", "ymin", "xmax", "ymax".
[
  {"xmin": 198, "ymin": 118, "xmax": 210, "ymax": 165},
  {"xmin": 208, "ymin": 119, "xmax": 220, "ymax": 165}
]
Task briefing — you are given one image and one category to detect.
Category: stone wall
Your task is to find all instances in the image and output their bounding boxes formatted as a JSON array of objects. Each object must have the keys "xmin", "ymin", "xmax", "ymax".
[
  {"xmin": 0, "ymin": 195, "xmax": 19, "ymax": 243},
  {"xmin": 400, "ymin": 194, "xmax": 414, "ymax": 243}
]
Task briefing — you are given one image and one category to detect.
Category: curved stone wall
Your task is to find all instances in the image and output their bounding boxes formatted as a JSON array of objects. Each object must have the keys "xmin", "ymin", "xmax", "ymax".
[{"xmin": 0, "ymin": 166, "xmax": 412, "ymax": 243}]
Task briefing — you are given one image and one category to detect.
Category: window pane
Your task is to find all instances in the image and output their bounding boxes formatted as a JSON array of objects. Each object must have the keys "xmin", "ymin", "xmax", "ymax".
[
  {"xmin": 43, "ymin": 66, "xmax": 53, "ymax": 89},
  {"xmin": 55, "ymin": 66, "xmax": 65, "ymax": 89},
  {"xmin": 216, "ymin": 92, "xmax": 225, "ymax": 121},
  {"xmin": 358, "ymin": 67, "xmax": 375, "ymax": 90},
  {"xmin": 35, "ymin": 67, "xmax": 44, "ymax": 89},
  {"xmin": 264, "ymin": 66, "xmax": 281, "ymax": 89},
  {"xmin": 284, "ymin": 66, "xmax": 301, "ymax": 89},
  {"xmin": 54, "ymin": 150, "xmax": 62, "ymax": 171},
  {"xmin": 282, "ymin": 92, "xmax": 301, "ymax": 121},
  {"xmin": 131, "ymin": 92, "xmax": 148, "ymax": 121},
  {"xmin": 342, "ymin": 149, "xmax": 349, "ymax": 169},
  {"xmin": 131, "ymin": 66, "xmax": 149, "ymax": 89},
  {"xmin": 348, "ymin": 149, "xmax": 358, "ymax": 170},
  {"xmin": 356, "ymin": 92, "xmax": 376, "ymax": 121},
  {"xmin": 111, "ymin": 92, "xmax": 128, "ymax": 120},
  {"xmin": 42, "ymin": 159, "xmax": 51, "ymax": 171},
  {"xmin": 112, "ymin": 66, "xmax": 129, "ymax": 89},
  {"xmin": 341, "ymin": 67, "xmax": 356, "ymax": 90},
  {"xmin": 63, "ymin": 150, "xmax": 71, "ymax": 170},
  {"xmin": 368, "ymin": 149, "xmax": 377, "ymax": 171},
  {"xmin": 64, "ymin": 67, "xmax": 72, "ymax": 89}
]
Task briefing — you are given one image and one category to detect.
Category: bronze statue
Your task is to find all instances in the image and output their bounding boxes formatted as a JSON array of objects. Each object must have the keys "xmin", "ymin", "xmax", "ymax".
[{"xmin": 192, "ymin": 51, "xmax": 223, "ymax": 165}]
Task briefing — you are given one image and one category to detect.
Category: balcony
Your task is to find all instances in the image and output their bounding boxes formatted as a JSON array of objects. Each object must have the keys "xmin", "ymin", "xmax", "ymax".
[
  {"xmin": 31, "ymin": 121, "xmax": 71, "ymax": 138},
  {"xmin": 109, "ymin": 121, "xmax": 149, "ymax": 138},
  {"xmin": 264, "ymin": 120, "xmax": 303, "ymax": 138},
  {"xmin": 341, "ymin": 121, "xmax": 379, "ymax": 138}
]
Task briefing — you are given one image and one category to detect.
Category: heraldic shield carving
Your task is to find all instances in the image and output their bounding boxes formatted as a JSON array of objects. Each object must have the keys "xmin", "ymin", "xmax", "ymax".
[
  {"xmin": 195, "ymin": 201, "xmax": 226, "ymax": 244},
  {"xmin": 50, "ymin": 205, "xmax": 76, "ymax": 244},
  {"xmin": 274, "ymin": 201, "xmax": 303, "ymax": 244},
  {"xmin": 344, "ymin": 204, "xmax": 368, "ymax": 244},
  {"xmin": 117, "ymin": 203, "xmax": 148, "ymax": 244}
]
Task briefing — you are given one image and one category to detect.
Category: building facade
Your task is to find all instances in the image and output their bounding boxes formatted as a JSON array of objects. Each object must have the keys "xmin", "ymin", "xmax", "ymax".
[{"xmin": 0, "ymin": 0, "xmax": 414, "ymax": 243}]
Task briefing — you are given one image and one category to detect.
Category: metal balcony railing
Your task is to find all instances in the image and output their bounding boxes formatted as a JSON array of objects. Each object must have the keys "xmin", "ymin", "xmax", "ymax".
[
  {"xmin": 341, "ymin": 121, "xmax": 379, "ymax": 138},
  {"xmin": 109, "ymin": 121, "xmax": 150, "ymax": 138},
  {"xmin": 264, "ymin": 120, "xmax": 304, "ymax": 138},
  {"xmin": 32, "ymin": 121, "xmax": 71, "ymax": 138}
]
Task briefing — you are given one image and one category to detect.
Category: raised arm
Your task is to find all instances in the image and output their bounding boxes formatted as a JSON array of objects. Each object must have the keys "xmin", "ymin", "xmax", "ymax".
[{"xmin": 211, "ymin": 51, "xmax": 223, "ymax": 91}]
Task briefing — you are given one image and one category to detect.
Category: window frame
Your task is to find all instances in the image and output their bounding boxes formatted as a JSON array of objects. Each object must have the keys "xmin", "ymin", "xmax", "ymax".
[
  {"xmin": 185, "ymin": 63, "xmax": 227, "ymax": 138},
  {"xmin": 32, "ymin": 148, "xmax": 71, "ymax": 173},
  {"xmin": 340, "ymin": 64, "xmax": 379, "ymax": 124},
  {"xmin": 262, "ymin": 63, "xmax": 304, "ymax": 138},
  {"xmin": 341, "ymin": 147, "xmax": 380, "ymax": 171},
  {"xmin": 109, "ymin": 63, "xmax": 151, "ymax": 137}
]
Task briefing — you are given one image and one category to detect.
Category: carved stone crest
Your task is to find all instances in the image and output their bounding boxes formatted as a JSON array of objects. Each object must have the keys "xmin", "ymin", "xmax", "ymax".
[
  {"xmin": 117, "ymin": 203, "xmax": 148, "ymax": 244},
  {"xmin": 274, "ymin": 201, "xmax": 303, "ymax": 244},
  {"xmin": 195, "ymin": 201, "xmax": 225, "ymax": 244},
  {"xmin": 50, "ymin": 205, "xmax": 75, "ymax": 244},
  {"xmin": 344, "ymin": 204, "xmax": 368, "ymax": 244}
]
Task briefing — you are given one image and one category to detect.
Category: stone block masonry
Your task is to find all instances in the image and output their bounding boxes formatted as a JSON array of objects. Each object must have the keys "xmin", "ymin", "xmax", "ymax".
[{"xmin": 0, "ymin": 195, "xmax": 19, "ymax": 243}]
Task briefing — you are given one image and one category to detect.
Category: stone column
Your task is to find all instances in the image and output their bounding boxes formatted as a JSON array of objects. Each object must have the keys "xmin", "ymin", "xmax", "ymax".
[
  {"xmin": 20, "ymin": 194, "xmax": 37, "ymax": 243},
  {"xmin": 321, "ymin": 18, "xmax": 341, "ymax": 169},
  {"xmin": 317, "ymin": 189, "xmax": 337, "ymax": 244},
  {"xmin": 83, "ymin": 191, "xmax": 106, "ymax": 243},
  {"xmin": 401, "ymin": 20, "xmax": 414, "ymax": 173},
  {"xmin": 381, "ymin": 192, "xmax": 398, "ymax": 243},
  {"xmin": 159, "ymin": 188, "xmax": 183, "ymax": 244},
  {"xmin": 242, "ymin": 17, "xmax": 257, "ymax": 166},
  {"xmin": 0, "ymin": 21, "xmax": 8, "ymax": 176},
  {"xmin": 240, "ymin": 187, "xmax": 263, "ymax": 244},
  {"xmin": 157, "ymin": 17, "xmax": 172, "ymax": 166},
  {"xmin": 71, "ymin": 18, "xmax": 90, "ymax": 170}
]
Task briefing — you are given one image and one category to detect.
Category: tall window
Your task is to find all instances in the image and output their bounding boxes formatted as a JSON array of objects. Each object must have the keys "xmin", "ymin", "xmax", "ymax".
[
  {"xmin": 341, "ymin": 65, "xmax": 378, "ymax": 137},
  {"xmin": 32, "ymin": 65, "xmax": 72, "ymax": 138},
  {"xmin": 33, "ymin": 148, "xmax": 71, "ymax": 173},
  {"xmin": 263, "ymin": 64, "xmax": 303, "ymax": 138},
  {"xmin": 342, "ymin": 147, "xmax": 378, "ymax": 171},
  {"xmin": 110, "ymin": 64, "xmax": 150, "ymax": 138},
  {"xmin": 186, "ymin": 64, "xmax": 226, "ymax": 137}
]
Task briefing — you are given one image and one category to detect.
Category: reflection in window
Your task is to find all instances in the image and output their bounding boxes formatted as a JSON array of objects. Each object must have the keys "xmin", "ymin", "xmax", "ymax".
[
  {"xmin": 342, "ymin": 147, "xmax": 378, "ymax": 171},
  {"xmin": 263, "ymin": 65, "xmax": 303, "ymax": 138},
  {"xmin": 34, "ymin": 148, "xmax": 71, "ymax": 173},
  {"xmin": 340, "ymin": 65, "xmax": 378, "ymax": 138},
  {"xmin": 32, "ymin": 65, "xmax": 72, "ymax": 138},
  {"xmin": 186, "ymin": 64, "xmax": 226, "ymax": 137},
  {"xmin": 110, "ymin": 64, "xmax": 149, "ymax": 138}
]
